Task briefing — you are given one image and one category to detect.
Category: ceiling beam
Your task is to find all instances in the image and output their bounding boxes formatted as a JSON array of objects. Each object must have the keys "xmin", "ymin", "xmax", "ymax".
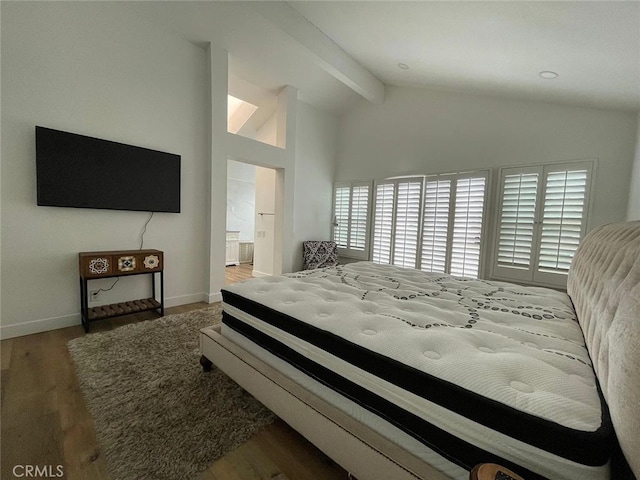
[{"xmin": 250, "ymin": 1, "xmax": 385, "ymax": 104}]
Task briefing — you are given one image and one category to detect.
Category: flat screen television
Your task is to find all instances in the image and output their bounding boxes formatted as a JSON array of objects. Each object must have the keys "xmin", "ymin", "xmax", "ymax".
[{"xmin": 36, "ymin": 126, "xmax": 181, "ymax": 213}]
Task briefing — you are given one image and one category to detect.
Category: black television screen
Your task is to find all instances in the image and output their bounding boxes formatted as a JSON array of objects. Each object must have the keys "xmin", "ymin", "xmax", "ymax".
[{"xmin": 36, "ymin": 126, "xmax": 181, "ymax": 213}]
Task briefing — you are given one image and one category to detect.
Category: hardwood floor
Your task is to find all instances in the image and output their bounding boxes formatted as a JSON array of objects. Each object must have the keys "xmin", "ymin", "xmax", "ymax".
[
  {"xmin": 1, "ymin": 302, "xmax": 348, "ymax": 480},
  {"xmin": 225, "ymin": 262, "xmax": 254, "ymax": 285},
  {"xmin": 197, "ymin": 421, "xmax": 346, "ymax": 480}
]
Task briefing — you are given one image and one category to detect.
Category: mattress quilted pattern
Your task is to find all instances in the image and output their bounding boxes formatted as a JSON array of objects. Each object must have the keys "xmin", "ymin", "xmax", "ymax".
[{"xmin": 226, "ymin": 262, "xmax": 604, "ymax": 432}]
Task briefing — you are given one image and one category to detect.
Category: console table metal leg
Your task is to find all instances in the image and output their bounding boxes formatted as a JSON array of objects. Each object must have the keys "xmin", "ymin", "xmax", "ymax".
[
  {"xmin": 160, "ymin": 271, "xmax": 164, "ymax": 316},
  {"xmin": 80, "ymin": 277, "xmax": 89, "ymax": 333}
]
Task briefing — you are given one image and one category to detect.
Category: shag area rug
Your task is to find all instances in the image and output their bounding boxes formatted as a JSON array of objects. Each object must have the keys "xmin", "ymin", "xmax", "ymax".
[{"xmin": 67, "ymin": 304, "xmax": 275, "ymax": 480}]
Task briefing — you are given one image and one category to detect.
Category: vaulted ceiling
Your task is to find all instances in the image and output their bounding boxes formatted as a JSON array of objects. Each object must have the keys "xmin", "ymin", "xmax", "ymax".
[{"xmin": 126, "ymin": 1, "xmax": 640, "ymax": 114}]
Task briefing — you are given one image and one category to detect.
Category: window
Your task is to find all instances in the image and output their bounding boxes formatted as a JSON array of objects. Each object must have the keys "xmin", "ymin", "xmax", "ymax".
[
  {"xmin": 372, "ymin": 177, "xmax": 423, "ymax": 268},
  {"xmin": 421, "ymin": 179, "xmax": 451, "ymax": 273},
  {"xmin": 449, "ymin": 176, "xmax": 487, "ymax": 278},
  {"xmin": 332, "ymin": 181, "xmax": 372, "ymax": 259},
  {"xmin": 334, "ymin": 160, "xmax": 590, "ymax": 286},
  {"xmin": 493, "ymin": 160, "xmax": 593, "ymax": 287},
  {"xmin": 372, "ymin": 172, "xmax": 488, "ymax": 278},
  {"xmin": 371, "ymin": 183, "xmax": 394, "ymax": 264}
]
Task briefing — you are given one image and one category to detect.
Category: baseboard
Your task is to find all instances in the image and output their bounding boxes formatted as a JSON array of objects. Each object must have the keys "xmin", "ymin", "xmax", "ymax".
[
  {"xmin": 0, "ymin": 313, "xmax": 80, "ymax": 340},
  {"xmin": 206, "ymin": 292, "xmax": 222, "ymax": 303},
  {"xmin": 251, "ymin": 269, "xmax": 272, "ymax": 278},
  {"xmin": 164, "ymin": 292, "xmax": 211, "ymax": 308},
  {"xmin": 0, "ymin": 292, "xmax": 219, "ymax": 340}
]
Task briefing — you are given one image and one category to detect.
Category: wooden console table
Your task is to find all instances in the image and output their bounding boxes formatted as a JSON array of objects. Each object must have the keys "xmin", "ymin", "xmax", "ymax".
[{"xmin": 79, "ymin": 249, "xmax": 164, "ymax": 332}]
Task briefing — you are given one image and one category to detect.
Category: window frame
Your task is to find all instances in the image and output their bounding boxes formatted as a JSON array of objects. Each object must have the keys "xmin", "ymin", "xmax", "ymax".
[
  {"xmin": 491, "ymin": 159, "xmax": 595, "ymax": 288},
  {"xmin": 446, "ymin": 171, "xmax": 490, "ymax": 279},
  {"xmin": 369, "ymin": 170, "xmax": 490, "ymax": 279},
  {"xmin": 371, "ymin": 176, "xmax": 425, "ymax": 269},
  {"xmin": 331, "ymin": 180, "xmax": 373, "ymax": 260}
]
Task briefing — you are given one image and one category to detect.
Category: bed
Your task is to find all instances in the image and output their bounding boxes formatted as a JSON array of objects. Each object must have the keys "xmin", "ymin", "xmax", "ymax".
[{"xmin": 200, "ymin": 221, "xmax": 640, "ymax": 480}]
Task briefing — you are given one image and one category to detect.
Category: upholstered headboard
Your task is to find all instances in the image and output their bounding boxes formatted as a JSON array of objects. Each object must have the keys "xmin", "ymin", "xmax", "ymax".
[{"xmin": 567, "ymin": 221, "xmax": 640, "ymax": 477}]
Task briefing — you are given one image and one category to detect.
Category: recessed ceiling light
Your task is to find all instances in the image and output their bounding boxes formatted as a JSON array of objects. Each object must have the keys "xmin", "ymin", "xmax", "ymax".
[
  {"xmin": 397, "ymin": 63, "xmax": 409, "ymax": 70},
  {"xmin": 539, "ymin": 71, "xmax": 559, "ymax": 79}
]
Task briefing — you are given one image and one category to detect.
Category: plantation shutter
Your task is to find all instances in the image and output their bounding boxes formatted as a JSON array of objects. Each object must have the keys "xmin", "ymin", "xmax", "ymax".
[
  {"xmin": 393, "ymin": 179, "xmax": 423, "ymax": 268},
  {"xmin": 350, "ymin": 184, "xmax": 370, "ymax": 252},
  {"xmin": 420, "ymin": 179, "xmax": 451, "ymax": 273},
  {"xmin": 371, "ymin": 178, "xmax": 423, "ymax": 268},
  {"xmin": 494, "ymin": 168, "xmax": 539, "ymax": 281},
  {"xmin": 492, "ymin": 161, "xmax": 592, "ymax": 287},
  {"xmin": 450, "ymin": 176, "xmax": 487, "ymax": 278},
  {"xmin": 332, "ymin": 181, "xmax": 372, "ymax": 259},
  {"xmin": 537, "ymin": 169, "xmax": 589, "ymax": 273},
  {"xmin": 371, "ymin": 171, "xmax": 488, "ymax": 278},
  {"xmin": 372, "ymin": 182, "xmax": 395, "ymax": 264},
  {"xmin": 333, "ymin": 185, "xmax": 351, "ymax": 249}
]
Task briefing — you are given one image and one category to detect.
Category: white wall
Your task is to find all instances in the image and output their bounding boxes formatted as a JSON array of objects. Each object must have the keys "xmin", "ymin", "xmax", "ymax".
[
  {"xmin": 292, "ymin": 101, "xmax": 338, "ymax": 271},
  {"xmin": 336, "ymin": 86, "xmax": 638, "ymax": 231},
  {"xmin": 253, "ymin": 167, "xmax": 277, "ymax": 277},
  {"xmin": 627, "ymin": 113, "xmax": 640, "ymax": 220},
  {"xmin": 1, "ymin": 2, "xmax": 210, "ymax": 337}
]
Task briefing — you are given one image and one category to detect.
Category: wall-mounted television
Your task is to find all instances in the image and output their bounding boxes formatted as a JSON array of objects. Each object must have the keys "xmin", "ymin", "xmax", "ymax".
[{"xmin": 36, "ymin": 126, "xmax": 181, "ymax": 213}]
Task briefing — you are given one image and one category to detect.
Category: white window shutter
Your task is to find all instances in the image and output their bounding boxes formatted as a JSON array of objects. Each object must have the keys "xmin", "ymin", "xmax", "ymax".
[
  {"xmin": 497, "ymin": 172, "xmax": 538, "ymax": 270},
  {"xmin": 450, "ymin": 176, "xmax": 487, "ymax": 278},
  {"xmin": 349, "ymin": 185, "xmax": 370, "ymax": 251},
  {"xmin": 537, "ymin": 169, "xmax": 589, "ymax": 273},
  {"xmin": 333, "ymin": 185, "xmax": 350, "ymax": 249},
  {"xmin": 492, "ymin": 161, "xmax": 593, "ymax": 287},
  {"xmin": 332, "ymin": 182, "xmax": 372, "ymax": 260},
  {"xmin": 372, "ymin": 182, "xmax": 395, "ymax": 264},
  {"xmin": 393, "ymin": 180, "xmax": 423, "ymax": 268},
  {"xmin": 420, "ymin": 179, "xmax": 451, "ymax": 273},
  {"xmin": 371, "ymin": 172, "xmax": 487, "ymax": 278}
]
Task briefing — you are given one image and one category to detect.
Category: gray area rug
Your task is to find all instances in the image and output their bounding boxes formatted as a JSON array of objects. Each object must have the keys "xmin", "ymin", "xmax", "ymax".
[{"xmin": 68, "ymin": 304, "xmax": 275, "ymax": 480}]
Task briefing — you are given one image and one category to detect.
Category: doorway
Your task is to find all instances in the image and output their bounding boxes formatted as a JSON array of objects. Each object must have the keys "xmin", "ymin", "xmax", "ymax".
[{"xmin": 226, "ymin": 159, "xmax": 279, "ymax": 284}]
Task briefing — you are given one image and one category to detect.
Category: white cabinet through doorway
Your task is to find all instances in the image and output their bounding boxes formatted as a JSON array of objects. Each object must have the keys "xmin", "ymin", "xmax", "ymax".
[{"xmin": 226, "ymin": 231, "xmax": 240, "ymax": 266}]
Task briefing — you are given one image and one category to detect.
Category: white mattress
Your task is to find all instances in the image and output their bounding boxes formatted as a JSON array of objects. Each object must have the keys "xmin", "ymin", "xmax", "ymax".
[{"xmin": 221, "ymin": 262, "xmax": 612, "ymax": 480}]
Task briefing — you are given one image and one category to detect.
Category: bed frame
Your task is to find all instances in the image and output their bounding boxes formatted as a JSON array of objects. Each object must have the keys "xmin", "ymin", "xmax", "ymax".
[
  {"xmin": 200, "ymin": 324, "xmax": 449, "ymax": 480},
  {"xmin": 200, "ymin": 221, "xmax": 640, "ymax": 480}
]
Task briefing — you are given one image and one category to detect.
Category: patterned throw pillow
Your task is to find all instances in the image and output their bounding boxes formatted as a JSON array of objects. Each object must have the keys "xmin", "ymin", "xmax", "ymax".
[{"xmin": 302, "ymin": 241, "xmax": 338, "ymax": 270}]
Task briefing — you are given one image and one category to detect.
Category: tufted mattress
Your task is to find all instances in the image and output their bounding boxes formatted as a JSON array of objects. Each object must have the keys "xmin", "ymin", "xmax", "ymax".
[{"xmin": 221, "ymin": 262, "xmax": 613, "ymax": 480}]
